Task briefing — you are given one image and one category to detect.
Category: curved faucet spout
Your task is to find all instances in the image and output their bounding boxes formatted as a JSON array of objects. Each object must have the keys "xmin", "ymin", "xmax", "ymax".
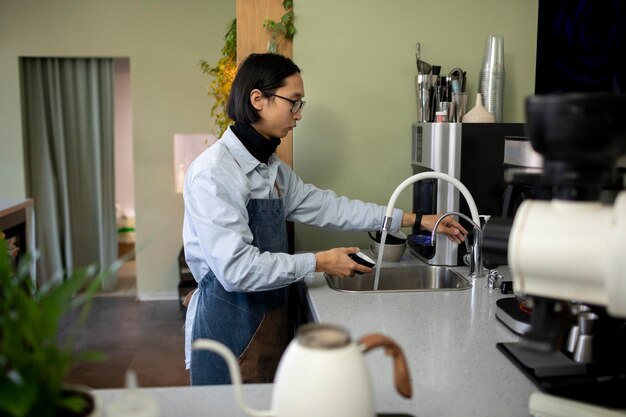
[
  {"xmin": 430, "ymin": 211, "xmax": 481, "ymax": 245},
  {"xmin": 431, "ymin": 211, "xmax": 485, "ymax": 279},
  {"xmin": 382, "ymin": 172, "xmax": 480, "ymax": 231}
]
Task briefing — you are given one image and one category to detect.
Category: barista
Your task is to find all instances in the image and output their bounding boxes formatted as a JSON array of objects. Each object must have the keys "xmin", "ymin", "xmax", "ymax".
[{"xmin": 183, "ymin": 53, "xmax": 468, "ymax": 385}]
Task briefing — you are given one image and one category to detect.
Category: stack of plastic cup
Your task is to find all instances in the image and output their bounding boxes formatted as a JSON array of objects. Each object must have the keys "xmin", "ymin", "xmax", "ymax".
[{"xmin": 478, "ymin": 35, "xmax": 505, "ymax": 123}]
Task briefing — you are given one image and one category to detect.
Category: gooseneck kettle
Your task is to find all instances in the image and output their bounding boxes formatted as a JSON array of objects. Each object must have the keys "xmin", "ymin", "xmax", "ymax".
[{"xmin": 193, "ymin": 323, "xmax": 412, "ymax": 417}]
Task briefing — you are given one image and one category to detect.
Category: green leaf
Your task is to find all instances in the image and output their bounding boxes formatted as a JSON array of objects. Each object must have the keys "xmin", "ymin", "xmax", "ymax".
[
  {"xmin": 281, "ymin": 12, "xmax": 293, "ymax": 25},
  {"xmin": 285, "ymin": 24, "xmax": 296, "ymax": 39},
  {"xmin": 57, "ymin": 392, "xmax": 89, "ymax": 414},
  {"xmin": 75, "ymin": 349, "xmax": 106, "ymax": 363},
  {"xmin": 0, "ymin": 375, "xmax": 37, "ymax": 417}
]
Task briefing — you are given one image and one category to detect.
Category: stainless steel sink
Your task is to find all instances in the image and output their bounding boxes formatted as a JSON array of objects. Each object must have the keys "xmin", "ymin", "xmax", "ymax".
[{"xmin": 324, "ymin": 266, "xmax": 471, "ymax": 293}]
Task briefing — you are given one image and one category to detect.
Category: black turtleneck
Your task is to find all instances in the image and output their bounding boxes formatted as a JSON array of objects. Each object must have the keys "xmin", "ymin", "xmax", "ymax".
[{"xmin": 231, "ymin": 123, "xmax": 281, "ymax": 164}]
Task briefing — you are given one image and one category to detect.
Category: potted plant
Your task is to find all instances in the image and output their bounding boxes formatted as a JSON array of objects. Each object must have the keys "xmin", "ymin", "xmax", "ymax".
[
  {"xmin": 0, "ymin": 236, "xmax": 116, "ymax": 417},
  {"xmin": 263, "ymin": 0, "xmax": 296, "ymax": 53}
]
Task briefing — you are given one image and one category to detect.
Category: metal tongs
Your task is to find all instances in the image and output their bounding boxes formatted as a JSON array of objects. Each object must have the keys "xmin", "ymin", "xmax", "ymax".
[
  {"xmin": 447, "ymin": 67, "xmax": 467, "ymax": 93},
  {"xmin": 415, "ymin": 43, "xmax": 432, "ymax": 75}
]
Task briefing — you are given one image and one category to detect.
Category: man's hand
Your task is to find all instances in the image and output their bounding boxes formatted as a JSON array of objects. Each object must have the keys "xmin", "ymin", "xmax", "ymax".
[
  {"xmin": 420, "ymin": 214, "xmax": 468, "ymax": 244},
  {"xmin": 315, "ymin": 247, "xmax": 373, "ymax": 277}
]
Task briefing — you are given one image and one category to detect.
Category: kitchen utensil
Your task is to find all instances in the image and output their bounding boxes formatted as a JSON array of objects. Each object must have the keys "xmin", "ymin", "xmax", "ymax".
[
  {"xmin": 573, "ymin": 334, "xmax": 594, "ymax": 364},
  {"xmin": 369, "ymin": 231, "xmax": 407, "ymax": 262},
  {"xmin": 452, "ymin": 92, "xmax": 469, "ymax": 122},
  {"xmin": 566, "ymin": 305, "xmax": 592, "ymax": 353},
  {"xmin": 577, "ymin": 311, "xmax": 598, "ymax": 335},
  {"xmin": 565, "ymin": 325, "xmax": 580, "ymax": 353},
  {"xmin": 415, "ymin": 42, "xmax": 431, "ymax": 75},
  {"xmin": 415, "ymin": 74, "xmax": 437, "ymax": 122},
  {"xmin": 572, "ymin": 311, "xmax": 598, "ymax": 364},
  {"xmin": 447, "ymin": 102, "xmax": 457, "ymax": 122},
  {"xmin": 193, "ymin": 323, "xmax": 412, "ymax": 417},
  {"xmin": 369, "ymin": 230, "xmax": 407, "ymax": 245},
  {"xmin": 369, "ymin": 241, "xmax": 407, "ymax": 263},
  {"xmin": 447, "ymin": 67, "xmax": 466, "ymax": 93}
]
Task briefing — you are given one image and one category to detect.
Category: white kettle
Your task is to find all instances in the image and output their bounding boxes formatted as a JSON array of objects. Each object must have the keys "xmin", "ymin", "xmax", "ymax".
[{"xmin": 193, "ymin": 323, "xmax": 412, "ymax": 417}]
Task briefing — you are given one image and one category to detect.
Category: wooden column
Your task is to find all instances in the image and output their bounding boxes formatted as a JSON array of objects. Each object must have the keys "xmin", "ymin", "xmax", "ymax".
[{"xmin": 236, "ymin": 0, "xmax": 293, "ymax": 168}]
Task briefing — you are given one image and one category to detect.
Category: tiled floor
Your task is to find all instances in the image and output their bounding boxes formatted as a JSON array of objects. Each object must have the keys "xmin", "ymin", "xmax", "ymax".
[{"xmin": 60, "ymin": 262, "xmax": 190, "ymax": 389}]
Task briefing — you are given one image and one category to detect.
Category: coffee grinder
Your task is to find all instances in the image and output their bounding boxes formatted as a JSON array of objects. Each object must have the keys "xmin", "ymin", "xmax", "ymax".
[{"xmin": 483, "ymin": 93, "xmax": 626, "ymax": 414}]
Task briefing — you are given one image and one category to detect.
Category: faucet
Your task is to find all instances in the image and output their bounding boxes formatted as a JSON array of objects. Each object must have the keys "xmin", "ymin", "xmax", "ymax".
[
  {"xmin": 381, "ymin": 171, "xmax": 481, "ymax": 270},
  {"xmin": 431, "ymin": 211, "xmax": 485, "ymax": 278}
]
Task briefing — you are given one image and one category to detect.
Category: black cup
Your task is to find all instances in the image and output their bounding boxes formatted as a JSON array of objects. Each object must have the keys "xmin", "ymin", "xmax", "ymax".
[
  {"xmin": 368, "ymin": 231, "xmax": 407, "ymax": 245},
  {"xmin": 349, "ymin": 252, "xmax": 376, "ymax": 273}
]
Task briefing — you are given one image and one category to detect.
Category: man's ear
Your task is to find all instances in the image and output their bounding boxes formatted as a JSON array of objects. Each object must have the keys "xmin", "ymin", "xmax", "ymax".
[{"xmin": 250, "ymin": 89, "xmax": 264, "ymax": 111}]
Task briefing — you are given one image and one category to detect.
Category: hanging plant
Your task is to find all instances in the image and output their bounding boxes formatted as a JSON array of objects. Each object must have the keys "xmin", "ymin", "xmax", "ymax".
[
  {"xmin": 201, "ymin": 3, "xmax": 297, "ymax": 135},
  {"xmin": 263, "ymin": 0, "xmax": 296, "ymax": 53},
  {"xmin": 200, "ymin": 18, "xmax": 237, "ymax": 137}
]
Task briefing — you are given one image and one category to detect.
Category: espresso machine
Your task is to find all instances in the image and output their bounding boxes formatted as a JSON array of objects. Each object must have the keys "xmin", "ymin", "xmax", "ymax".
[
  {"xmin": 483, "ymin": 93, "xmax": 626, "ymax": 415},
  {"xmin": 410, "ymin": 122, "xmax": 525, "ymax": 265},
  {"xmin": 500, "ymin": 136, "xmax": 553, "ymax": 218}
]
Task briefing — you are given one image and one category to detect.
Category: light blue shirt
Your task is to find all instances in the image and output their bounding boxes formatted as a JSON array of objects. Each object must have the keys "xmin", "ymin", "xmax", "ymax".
[{"xmin": 182, "ymin": 127, "xmax": 404, "ymax": 292}]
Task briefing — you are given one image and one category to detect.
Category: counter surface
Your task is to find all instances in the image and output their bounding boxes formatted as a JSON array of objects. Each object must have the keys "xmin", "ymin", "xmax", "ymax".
[{"xmin": 96, "ymin": 251, "xmax": 536, "ymax": 417}]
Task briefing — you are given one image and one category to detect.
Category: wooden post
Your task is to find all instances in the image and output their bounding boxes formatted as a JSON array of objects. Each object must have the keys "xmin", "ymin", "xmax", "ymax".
[
  {"xmin": 236, "ymin": 0, "xmax": 293, "ymax": 168},
  {"xmin": 237, "ymin": 0, "xmax": 296, "ymax": 252}
]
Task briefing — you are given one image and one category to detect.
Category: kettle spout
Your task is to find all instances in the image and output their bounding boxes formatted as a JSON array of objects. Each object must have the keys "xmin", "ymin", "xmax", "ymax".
[{"xmin": 192, "ymin": 339, "xmax": 274, "ymax": 417}]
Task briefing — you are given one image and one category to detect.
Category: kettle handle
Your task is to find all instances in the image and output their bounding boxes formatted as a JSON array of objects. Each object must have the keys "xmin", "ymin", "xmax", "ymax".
[{"xmin": 358, "ymin": 334, "xmax": 412, "ymax": 399}]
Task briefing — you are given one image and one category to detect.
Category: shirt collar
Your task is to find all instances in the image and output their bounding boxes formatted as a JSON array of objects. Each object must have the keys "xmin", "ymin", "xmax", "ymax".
[
  {"xmin": 231, "ymin": 123, "xmax": 281, "ymax": 164},
  {"xmin": 221, "ymin": 127, "xmax": 278, "ymax": 174}
]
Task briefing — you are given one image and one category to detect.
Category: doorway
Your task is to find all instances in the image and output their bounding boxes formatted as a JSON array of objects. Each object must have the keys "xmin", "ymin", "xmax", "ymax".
[
  {"xmin": 112, "ymin": 58, "xmax": 137, "ymax": 296},
  {"xmin": 20, "ymin": 57, "xmax": 136, "ymax": 293}
]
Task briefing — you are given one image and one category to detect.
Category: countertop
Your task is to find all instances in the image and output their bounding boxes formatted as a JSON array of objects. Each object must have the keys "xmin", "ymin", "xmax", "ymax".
[{"xmin": 96, "ymin": 251, "xmax": 537, "ymax": 417}]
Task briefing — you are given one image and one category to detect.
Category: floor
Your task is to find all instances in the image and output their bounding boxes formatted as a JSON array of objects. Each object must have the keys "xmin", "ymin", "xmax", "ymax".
[{"xmin": 60, "ymin": 261, "xmax": 190, "ymax": 389}]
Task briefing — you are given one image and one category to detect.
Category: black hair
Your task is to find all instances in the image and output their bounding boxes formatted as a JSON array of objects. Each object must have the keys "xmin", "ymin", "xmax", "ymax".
[{"xmin": 227, "ymin": 53, "xmax": 301, "ymax": 124}]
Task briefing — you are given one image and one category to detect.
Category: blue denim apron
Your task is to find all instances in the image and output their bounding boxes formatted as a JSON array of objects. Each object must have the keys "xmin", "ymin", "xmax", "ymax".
[{"xmin": 190, "ymin": 197, "xmax": 294, "ymax": 385}]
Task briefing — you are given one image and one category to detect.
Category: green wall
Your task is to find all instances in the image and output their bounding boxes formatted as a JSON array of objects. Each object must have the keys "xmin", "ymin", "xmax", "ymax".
[
  {"xmin": 0, "ymin": 0, "xmax": 234, "ymax": 297},
  {"xmin": 293, "ymin": 0, "xmax": 538, "ymax": 251},
  {"xmin": 0, "ymin": 0, "xmax": 537, "ymax": 295}
]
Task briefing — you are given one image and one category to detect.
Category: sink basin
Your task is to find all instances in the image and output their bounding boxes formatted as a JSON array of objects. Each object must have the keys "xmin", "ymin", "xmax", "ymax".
[{"xmin": 325, "ymin": 266, "xmax": 472, "ymax": 293}]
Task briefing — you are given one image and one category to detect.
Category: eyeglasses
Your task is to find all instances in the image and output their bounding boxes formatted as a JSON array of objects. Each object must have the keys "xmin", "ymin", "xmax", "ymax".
[{"xmin": 263, "ymin": 92, "xmax": 306, "ymax": 113}]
